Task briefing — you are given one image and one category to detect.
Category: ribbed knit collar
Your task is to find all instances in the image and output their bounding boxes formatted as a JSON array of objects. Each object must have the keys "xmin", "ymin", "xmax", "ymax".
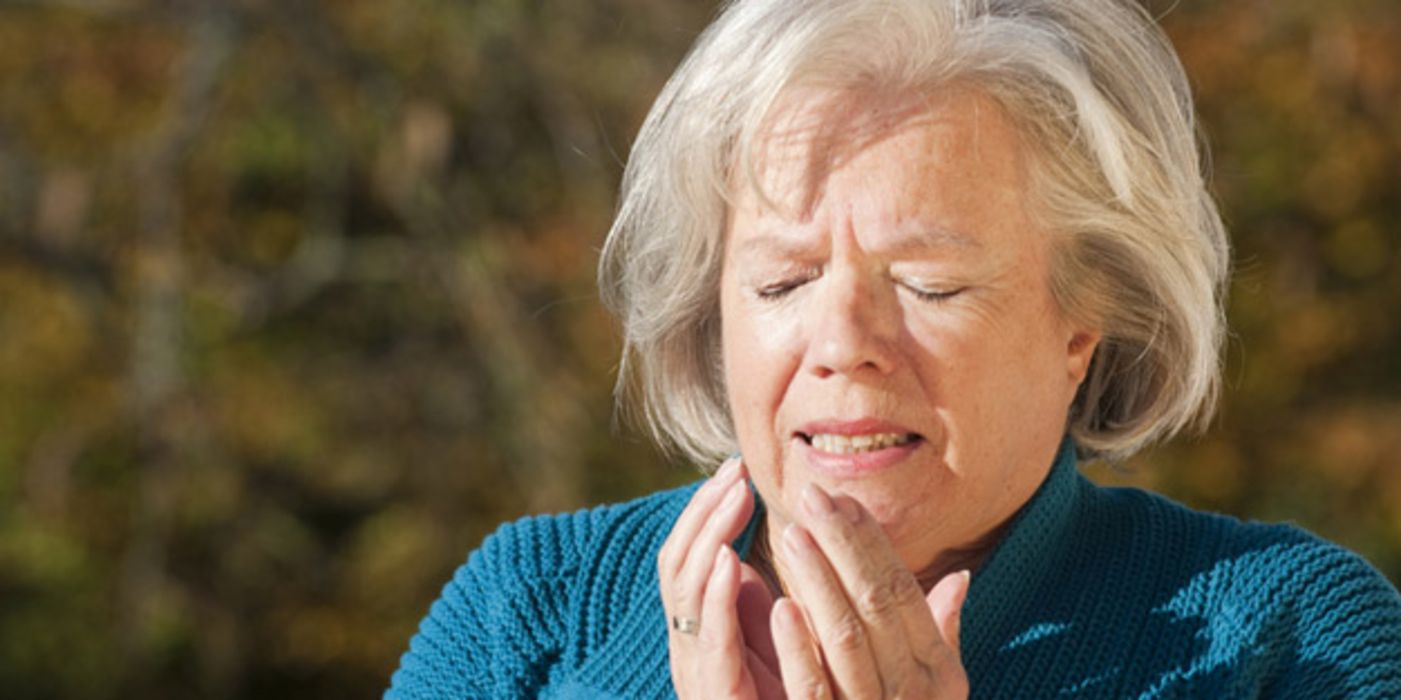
[{"xmin": 962, "ymin": 436, "xmax": 1087, "ymax": 654}]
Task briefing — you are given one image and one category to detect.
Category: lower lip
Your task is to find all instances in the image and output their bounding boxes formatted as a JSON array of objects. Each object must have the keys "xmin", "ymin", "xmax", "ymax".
[{"xmin": 795, "ymin": 436, "xmax": 922, "ymax": 478}]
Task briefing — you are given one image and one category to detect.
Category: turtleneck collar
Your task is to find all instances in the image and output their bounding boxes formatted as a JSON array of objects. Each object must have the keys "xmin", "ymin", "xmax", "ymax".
[{"xmin": 961, "ymin": 435, "xmax": 1087, "ymax": 653}]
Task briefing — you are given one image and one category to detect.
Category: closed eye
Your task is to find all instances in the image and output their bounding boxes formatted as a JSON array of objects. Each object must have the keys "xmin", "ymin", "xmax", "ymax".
[
  {"xmin": 756, "ymin": 269, "xmax": 821, "ymax": 301},
  {"xmin": 757, "ymin": 280, "xmax": 806, "ymax": 300},
  {"xmin": 901, "ymin": 282, "xmax": 965, "ymax": 303}
]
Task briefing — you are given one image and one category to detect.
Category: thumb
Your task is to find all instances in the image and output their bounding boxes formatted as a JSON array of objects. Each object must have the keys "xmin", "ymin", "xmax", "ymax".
[{"xmin": 926, "ymin": 569, "xmax": 971, "ymax": 651}]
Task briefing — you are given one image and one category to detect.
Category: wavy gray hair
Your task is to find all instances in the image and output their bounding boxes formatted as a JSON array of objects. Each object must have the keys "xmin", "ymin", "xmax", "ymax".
[{"xmin": 599, "ymin": 0, "xmax": 1230, "ymax": 466}]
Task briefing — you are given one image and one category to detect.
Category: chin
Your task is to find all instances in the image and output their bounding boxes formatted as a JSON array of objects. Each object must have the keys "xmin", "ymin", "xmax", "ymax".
[{"xmin": 830, "ymin": 477, "xmax": 934, "ymax": 526}]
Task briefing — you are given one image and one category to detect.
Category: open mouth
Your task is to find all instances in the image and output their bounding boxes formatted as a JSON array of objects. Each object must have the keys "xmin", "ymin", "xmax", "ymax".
[{"xmin": 796, "ymin": 431, "xmax": 923, "ymax": 455}]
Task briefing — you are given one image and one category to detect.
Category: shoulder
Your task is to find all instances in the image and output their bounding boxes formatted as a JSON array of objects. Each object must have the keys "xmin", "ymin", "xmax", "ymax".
[
  {"xmin": 1087, "ymin": 482, "xmax": 1398, "ymax": 607},
  {"xmin": 479, "ymin": 480, "xmax": 701, "ymax": 578},
  {"xmin": 386, "ymin": 481, "xmax": 701, "ymax": 699},
  {"xmin": 1085, "ymin": 483, "xmax": 1401, "ymax": 695},
  {"xmin": 1093, "ymin": 483, "xmax": 1392, "ymax": 587},
  {"xmin": 436, "ymin": 479, "xmax": 702, "ymax": 627},
  {"xmin": 1176, "ymin": 520, "xmax": 1401, "ymax": 695}
]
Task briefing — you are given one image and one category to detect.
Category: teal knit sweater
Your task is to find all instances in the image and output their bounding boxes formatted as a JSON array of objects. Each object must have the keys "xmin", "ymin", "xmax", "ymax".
[{"xmin": 386, "ymin": 442, "xmax": 1401, "ymax": 698}]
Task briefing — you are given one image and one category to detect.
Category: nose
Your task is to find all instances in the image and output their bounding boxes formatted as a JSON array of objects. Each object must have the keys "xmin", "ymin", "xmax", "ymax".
[{"xmin": 804, "ymin": 265, "xmax": 898, "ymax": 379}]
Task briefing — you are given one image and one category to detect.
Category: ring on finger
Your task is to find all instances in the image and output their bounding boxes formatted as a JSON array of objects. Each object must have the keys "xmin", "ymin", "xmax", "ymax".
[{"xmin": 671, "ymin": 615, "xmax": 701, "ymax": 635}]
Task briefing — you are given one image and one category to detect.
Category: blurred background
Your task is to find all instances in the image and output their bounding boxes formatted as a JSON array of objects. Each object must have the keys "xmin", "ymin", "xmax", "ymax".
[{"xmin": 0, "ymin": 0, "xmax": 1397, "ymax": 697}]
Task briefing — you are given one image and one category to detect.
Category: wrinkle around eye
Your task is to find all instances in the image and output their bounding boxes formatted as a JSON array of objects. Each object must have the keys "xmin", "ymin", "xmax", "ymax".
[
  {"xmin": 751, "ymin": 267, "xmax": 823, "ymax": 302},
  {"xmin": 754, "ymin": 279, "xmax": 807, "ymax": 301},
  {"xmin": 898, "ymin": 280, "xmax": 967, "ymax": 303}
]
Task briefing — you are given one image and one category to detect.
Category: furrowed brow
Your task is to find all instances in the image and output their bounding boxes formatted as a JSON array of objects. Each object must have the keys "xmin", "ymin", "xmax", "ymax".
[
  {"xmin": 730, "ymin": 223, "xmax": 980, "ymax": 260},
  {"xmin": 732, "ymin": 231, "xmax": 817, "ymax": 260},
  {"xmin": 886, "ymin": 224, "xmax": 982, "ymax": 255}
]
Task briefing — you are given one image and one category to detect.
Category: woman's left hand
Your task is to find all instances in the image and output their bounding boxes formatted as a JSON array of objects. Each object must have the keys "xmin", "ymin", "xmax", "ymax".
[{"xmin": 771, "ymin": 484, "xmax": 971, "ymax": 699}]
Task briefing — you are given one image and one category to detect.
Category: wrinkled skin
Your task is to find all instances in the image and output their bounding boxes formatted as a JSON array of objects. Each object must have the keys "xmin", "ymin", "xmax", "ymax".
[{"xmin": 662, "ymin": 87, "xmax": 1100, "ymax": 698}]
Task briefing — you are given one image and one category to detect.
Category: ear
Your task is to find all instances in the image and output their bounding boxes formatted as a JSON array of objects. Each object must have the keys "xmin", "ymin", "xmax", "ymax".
[{"xmin": 1065, "ymin": 326, "xmax": 1101, "ymax": 388}]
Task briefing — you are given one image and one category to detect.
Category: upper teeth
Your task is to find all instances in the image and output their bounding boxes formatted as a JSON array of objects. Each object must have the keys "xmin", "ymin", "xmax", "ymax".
[{"xmin": 809, "ymin": 432, "xmax": 914, "ymax": 454}]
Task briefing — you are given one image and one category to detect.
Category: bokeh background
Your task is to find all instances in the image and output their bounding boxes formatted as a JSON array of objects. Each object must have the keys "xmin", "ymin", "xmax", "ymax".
[{"xmin": 0, "ymin": 0, "xmax": 1397, "ymax": 697}]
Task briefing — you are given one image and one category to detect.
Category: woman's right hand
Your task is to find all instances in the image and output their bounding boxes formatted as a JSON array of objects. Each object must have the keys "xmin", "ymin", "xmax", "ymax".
[{"xmin": 659, "ymin": 457, "xmax": 784, "ymax": 699}]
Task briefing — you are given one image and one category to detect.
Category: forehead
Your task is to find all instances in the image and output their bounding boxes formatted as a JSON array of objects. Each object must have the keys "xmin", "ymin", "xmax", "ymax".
[{"xmin": 730, "ymin": 86, "xmax": 1035, "ymax": 252}]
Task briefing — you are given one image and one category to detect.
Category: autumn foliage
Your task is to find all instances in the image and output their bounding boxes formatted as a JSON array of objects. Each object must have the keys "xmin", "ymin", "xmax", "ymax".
[{"xmin": 0, "ymin": 1, "xmax": 1397, "ymax": 698}]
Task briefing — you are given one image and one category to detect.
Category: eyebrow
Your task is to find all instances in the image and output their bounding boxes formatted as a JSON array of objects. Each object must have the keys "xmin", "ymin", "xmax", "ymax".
[
  {"xmin": 732, "ymin": 223, "xmax": 981, "ymax": 259},
  {"xmin": 887, "ymin": 224, "xmax": 983, "ymax": 254}
]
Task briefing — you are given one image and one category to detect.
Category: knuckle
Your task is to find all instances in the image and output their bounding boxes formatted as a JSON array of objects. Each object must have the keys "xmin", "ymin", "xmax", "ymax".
[
  {"xmin": 793, "ymin": 678, "xmax": 828, "ymax": 700},
  {"xmin": 855, "ymin": 585, "xmax": 895, "ymax": 620},
  {"xmin": 658, "ymin": 541, "xmax": 687, "ymax": 581},
  {"xmin": 666, "ymin": 570, "xmax": 699, "ymax": 612},
  {"xmin": 672, "ymin": 586, "xmax": 698, "ymax": 614},
  {"xmin": 856, "ymin": 566, "xmax": 916, "ymax": 619},
  {"xmin": 828, "ymin": 614, "xmax": 867, "ymax": 653}
]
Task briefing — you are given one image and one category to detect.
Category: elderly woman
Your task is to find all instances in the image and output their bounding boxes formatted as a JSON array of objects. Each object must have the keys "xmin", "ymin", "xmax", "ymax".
[{"xmin": 387, "ymin": 0, "xmax": 1401, "ymax": 697}]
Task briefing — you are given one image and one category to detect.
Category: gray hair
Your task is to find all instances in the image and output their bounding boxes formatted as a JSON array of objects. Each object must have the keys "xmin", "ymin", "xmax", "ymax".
[{"xmin": 599, "ymin": 0, "xmax": 1230, "ymax": 466}]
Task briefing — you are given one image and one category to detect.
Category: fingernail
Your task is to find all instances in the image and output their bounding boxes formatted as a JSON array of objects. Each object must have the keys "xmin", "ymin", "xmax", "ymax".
[
  {"xmin": 783, "ymin": 523, "xmax": 811, "ymax": 555},
  {"xmin": 714, "ymin": 544, "xmax": 735, "ymax": 570},
  {"xmin": 720, "ymin": 480, "xmax": 745, "ymax": 510},
  {"xmin": 770, "ymin": 598, "xmax": 791, "ymax": 632},
  {"xmin": 706, "ymin": 459, "xmax": 739, "ymax": 493},
  {"xmin": 802, "ymin": 483, "xmax": 834, "ymax": 516},
  {"xmin": 722, "ymin": 459, "xmax": 745, "ymax": 481},
  {"xmin": 716, "ymin": 457, "xmax": 740, "ymax": 481},
  {"xmin": 771, "ymin": 597, "xmax": 802, "ymax": 635}
]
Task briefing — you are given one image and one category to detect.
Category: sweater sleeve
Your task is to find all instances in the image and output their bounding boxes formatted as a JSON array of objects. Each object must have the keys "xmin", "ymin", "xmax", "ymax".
[
  {"xmin": 385, "ymin": 512, "xmax": 588, "ymax": 700},
  {"xmin": 1269, "ymin": 537, "xmax": 1401, "ymax": 699}
]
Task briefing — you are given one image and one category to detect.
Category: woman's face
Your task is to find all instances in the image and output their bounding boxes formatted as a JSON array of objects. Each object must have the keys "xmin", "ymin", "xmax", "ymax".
[{"xmin": 720, "ymin": 88, "xmax": 1099, "ymax": 576}]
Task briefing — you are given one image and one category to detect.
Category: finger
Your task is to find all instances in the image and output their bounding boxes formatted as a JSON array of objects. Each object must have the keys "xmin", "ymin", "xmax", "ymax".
[
  {"xmin": 772, "ymin": 597, "xmax": 831, "ymax": 700},
  {"xmin": 737, "ymin": 563, "xmax": 779, "ymax": 674},
  {"xmin": 658, "ymin": 458, "xmax": 744, "ymax": 618},
  {"xmin": 658, "ymin": 457, "xmax": 743, "ymax": 583},
  {"xmin": 926, "ymin": 569, "xmax": 971, "ymax": 653},
  {"xmin": 671, "ymin": 478, "xmax": 754, "ymax": 625},
  {"xmin": 780, "ymin": 523, "xmax": 882, "ymax": 698},
  {"xmin": 747, "ymin": 647, "xmax": 786, "ymax": 699},
  {"xmin": 800, "ymin": 486, "xmax": 935, "ymax": 676},
  {"xmin": 921, "ymin": 570, "xmax": 972, "ymax": 698},
  {"xmin": 697, "ymin": 545, "xmax": 754, "ymax": 697}
]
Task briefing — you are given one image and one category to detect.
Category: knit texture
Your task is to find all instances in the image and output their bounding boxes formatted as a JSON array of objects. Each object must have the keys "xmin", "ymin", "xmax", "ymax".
[{"xmin": 386, "ymin": 442, "xmax": 1401, "ymax": 698}]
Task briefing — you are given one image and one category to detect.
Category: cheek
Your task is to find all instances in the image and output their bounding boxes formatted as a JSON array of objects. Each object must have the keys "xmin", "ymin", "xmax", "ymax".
[
  {"xmin": 731, "ymin": 337, "xmax": 795, "ymax": 411},
  {"xmin": 903, "ymin": 310, "xmax": 986, "ymax": 383},
  {"xmin": 904, "ymin": 299, "xmax": 1061, "ymax": 407},
  {"xmin": 722, "ymin": 302, "xmax": 778, "ymax": 421},
  {"xmin": 722, "ymin": 297, "xmax": 807, "ymax": 453}
]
